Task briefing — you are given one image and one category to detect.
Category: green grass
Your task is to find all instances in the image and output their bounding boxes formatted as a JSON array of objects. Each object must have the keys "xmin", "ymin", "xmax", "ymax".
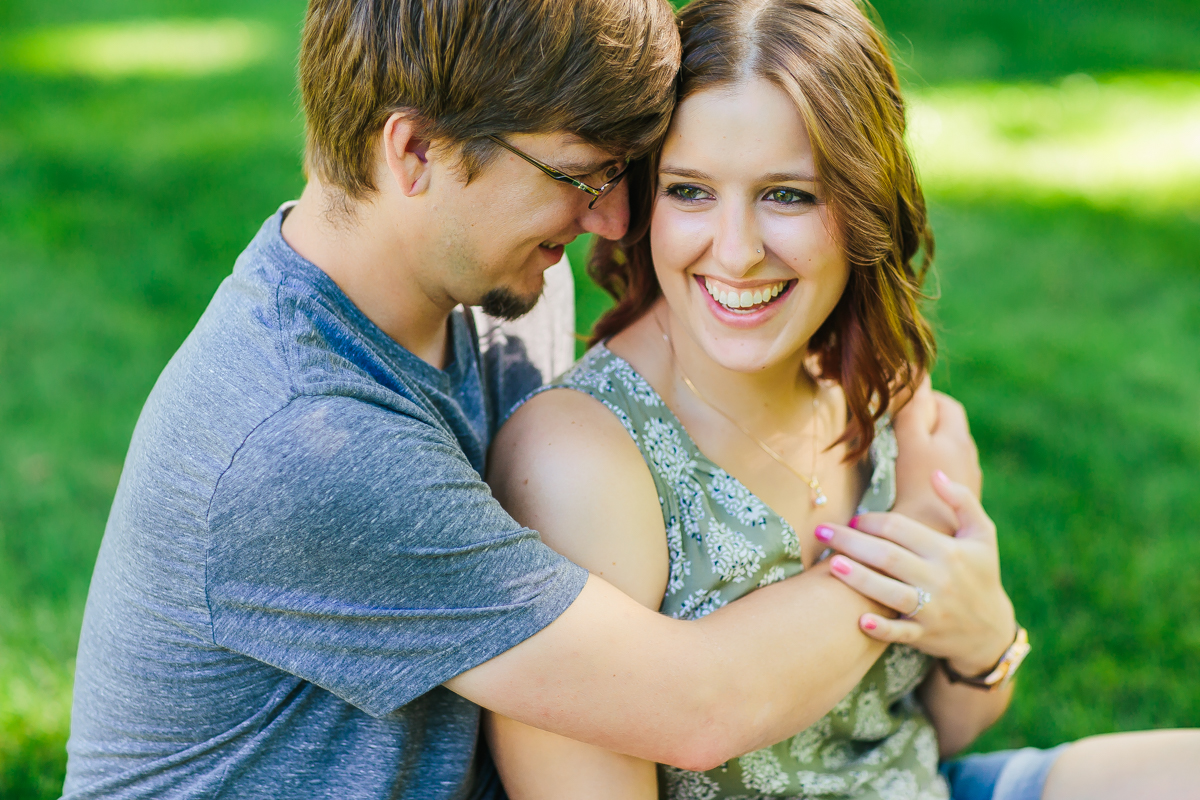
[{"xmin": 1, "ymin": 0, "xmax": 1198, "ymax": 796}]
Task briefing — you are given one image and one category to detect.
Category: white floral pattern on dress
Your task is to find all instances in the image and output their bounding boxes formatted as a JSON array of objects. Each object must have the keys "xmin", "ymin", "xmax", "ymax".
[
  {"xmin": 871, "ymin": 767, "xmax": 919, "ymax": 800},
  {"xmin": 612, "ymin": 358, "xmax": 663, "ymax": 408},
  {"xmin": 789, "ymin": 713, "xmax": 832, "ymax": 763},
  {"xmin": 820, "ymin": 740, "xmax": 855, "ymax": 769},
  {"xmin": 857, "ymin": 719, "xmax": 918, "ymax": 767},
  {"xmin": 884, "ymin": 644, "xmax": 927, "ymax": 698},
  {"xmin": 779, "ymin": 518, "xmax": 802, "ymax": 559},
  {"xmin": 704, "ymin": 520, "xmax": 765, "ymax": 582},
  {"xmin": 796, "ymin": 770, "xmax": 851, "ymax": 794},
  {"xmin": 913, "ymin": 725, "xmax": 939, "ymax": 774},
  {"xmin": 853, "ymin": 688, "xmax": 895, "ymax": 740},
  {"xmin": 739, "ymin": 748, "xmax": 790, "ymax": 794},
  {"xmin": 643, "ymin": 417, "xmax": 696, "ymax": 484},
  {"xmin": 663, "ymin": 766, "xmax": 721, "ymax": 800},
  {"xmin": 832, "ymin": 690, "xmax": 855, "ymax": 723},
  {"xmin": 671, "ymin": 587, "xmax": 727, "ymax": 620},
  {"xmin": 665, "ymin": 518, "xmax": 691, "ymax": 596},
  {"xmin": 708, "ymin": 470, "xmax": 770, "ymax": 528},
  {"xmin": 756, "ymin": 564, "xmax": 787, "ymax": 588},
  {"xmin": 859, "ymin": 423, "xmax": 898, "ymax": 513}
]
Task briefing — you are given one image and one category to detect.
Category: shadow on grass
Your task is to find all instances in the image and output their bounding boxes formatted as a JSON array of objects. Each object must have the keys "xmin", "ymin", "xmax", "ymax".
[{"xmin": 0, "ymin": 727, "xmax": 67, "ymax": 800}]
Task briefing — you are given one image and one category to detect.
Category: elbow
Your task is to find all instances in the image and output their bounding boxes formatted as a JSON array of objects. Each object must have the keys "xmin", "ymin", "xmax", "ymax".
[
  {"xmin": 656, "ymin": 711, "xmax": 751, "ymax": 773},
  {"xmin": 659, "ymin": 739, "xmax": 736, "ymax": 774}
]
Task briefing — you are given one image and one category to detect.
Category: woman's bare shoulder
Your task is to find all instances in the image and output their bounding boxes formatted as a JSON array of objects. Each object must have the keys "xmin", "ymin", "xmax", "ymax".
[{"xmin": 489, "ymin": 387, "xmax": 669, "ymax": 608}]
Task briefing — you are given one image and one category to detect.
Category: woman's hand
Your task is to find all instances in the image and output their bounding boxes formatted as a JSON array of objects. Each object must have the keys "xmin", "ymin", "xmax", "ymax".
[{"xmin": 815, "ymin": 471, "xmax": 1016, "ymax": 677}]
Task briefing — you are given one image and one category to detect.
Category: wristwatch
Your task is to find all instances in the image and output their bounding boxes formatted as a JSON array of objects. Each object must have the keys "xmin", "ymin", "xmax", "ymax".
[{"xmin": 942, "ymin": 626, "xmax": 1030, "ymax": 691}]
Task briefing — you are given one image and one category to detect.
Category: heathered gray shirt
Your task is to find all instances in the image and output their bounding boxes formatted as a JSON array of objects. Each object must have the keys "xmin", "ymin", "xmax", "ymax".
[{"xmin": 62, "ymin": 207, "xmax": 589, "ymax": 799}]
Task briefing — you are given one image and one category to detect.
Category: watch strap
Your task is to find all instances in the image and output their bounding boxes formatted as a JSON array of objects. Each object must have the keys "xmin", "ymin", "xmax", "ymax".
[{"xmin": 942, "ymin": 625, "xmax": 1030, "ymax": 691}]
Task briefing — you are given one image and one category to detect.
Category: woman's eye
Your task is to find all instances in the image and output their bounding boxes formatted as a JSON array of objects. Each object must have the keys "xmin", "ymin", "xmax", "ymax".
[
  {"xmin": 665, "ymin": 184, "xmax": 712, "ymax": 202},
  {"xmin": 765, "ymin": 187, "xmax": 817, "ymax": 205}
]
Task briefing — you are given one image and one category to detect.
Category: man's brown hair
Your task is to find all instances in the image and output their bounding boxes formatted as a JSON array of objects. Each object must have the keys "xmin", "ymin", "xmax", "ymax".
[
  {"xmin": 589, "ymin": 0, "xmax": 936, "ymax": 461},
  {"xmin": 299, "ymin": 0, "xmax": 681, "ymax": 200}
]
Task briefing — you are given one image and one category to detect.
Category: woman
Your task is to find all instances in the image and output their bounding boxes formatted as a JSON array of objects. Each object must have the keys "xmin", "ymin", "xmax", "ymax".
[{"xmin": 485, "ymin": 0, "xmax": 1199, "ymax": 797}]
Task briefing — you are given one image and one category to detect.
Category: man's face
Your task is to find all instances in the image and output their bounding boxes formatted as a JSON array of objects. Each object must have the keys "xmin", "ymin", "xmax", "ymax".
[{"xmin": 424, "ymin": 132, "xmax": 629, "ymax": 319}]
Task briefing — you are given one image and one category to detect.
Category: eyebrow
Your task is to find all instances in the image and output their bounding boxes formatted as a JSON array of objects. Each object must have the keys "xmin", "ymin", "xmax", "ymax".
[
  {"xmin": 556, "ymin": 159, "xmax": 612, "ymax": 176},
  {"xmin": 659, "ymin": 165, "xmax": 819, "ymax": 183}
]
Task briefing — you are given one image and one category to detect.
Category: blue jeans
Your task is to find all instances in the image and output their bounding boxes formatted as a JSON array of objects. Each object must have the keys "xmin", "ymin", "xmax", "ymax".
[{"xmin": 941, "ymin": 744, "xmax": 1069, "ymax": 800}]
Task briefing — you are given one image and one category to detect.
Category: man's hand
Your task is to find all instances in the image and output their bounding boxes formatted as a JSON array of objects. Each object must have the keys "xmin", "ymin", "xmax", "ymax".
[{"xmin": 891, "ymin": 376, "xmax": 981, "ymax": 535}]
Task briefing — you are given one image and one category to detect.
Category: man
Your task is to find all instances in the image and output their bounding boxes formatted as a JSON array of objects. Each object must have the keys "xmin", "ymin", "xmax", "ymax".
[{"xmin": 63, "ymin": 1, "xmax": 979, "ymax": 797}]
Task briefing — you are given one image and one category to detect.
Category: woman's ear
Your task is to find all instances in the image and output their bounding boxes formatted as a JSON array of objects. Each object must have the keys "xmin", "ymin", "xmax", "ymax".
[{"xmin": 381, "ymin": 112, "xmax": 433, "ymax": 197}]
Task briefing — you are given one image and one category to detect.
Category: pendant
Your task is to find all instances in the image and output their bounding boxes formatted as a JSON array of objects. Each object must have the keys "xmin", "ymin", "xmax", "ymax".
[{"xmin": 811, "ymin": 480, "xmax": 828, "ymax": 507}]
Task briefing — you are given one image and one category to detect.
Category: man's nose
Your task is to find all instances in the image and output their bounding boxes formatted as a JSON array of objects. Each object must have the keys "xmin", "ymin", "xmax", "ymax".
[{"xmin": 579, "ymin": 180, "xmax": 630, "ymax": 242}]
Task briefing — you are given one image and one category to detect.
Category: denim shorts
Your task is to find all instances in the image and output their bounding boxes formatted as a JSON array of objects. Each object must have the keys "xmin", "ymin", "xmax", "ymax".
[{"xmin": 940, "ymin": 744, "xmax": 1069, "ymax": 800}]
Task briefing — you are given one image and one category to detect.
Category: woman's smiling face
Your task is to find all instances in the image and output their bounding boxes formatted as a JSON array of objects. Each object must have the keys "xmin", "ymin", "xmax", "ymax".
[{"xmin": 650, "ymin": 78, "xmax": 849, "ymax": 372}]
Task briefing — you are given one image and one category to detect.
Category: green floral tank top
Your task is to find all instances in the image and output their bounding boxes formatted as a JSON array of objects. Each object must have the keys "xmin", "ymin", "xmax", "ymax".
[{"xmin": 541, "ymin": 345, "xmax": 949, "ymax": 800}]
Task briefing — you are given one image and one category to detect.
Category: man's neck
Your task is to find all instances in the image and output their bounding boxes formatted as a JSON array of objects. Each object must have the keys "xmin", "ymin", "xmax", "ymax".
[{"xmin": 281, "ymin": 180, "xmax": 454, "ymax": 369}]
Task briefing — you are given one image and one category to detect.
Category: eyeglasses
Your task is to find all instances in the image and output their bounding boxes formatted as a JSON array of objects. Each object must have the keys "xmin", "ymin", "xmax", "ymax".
[{"xmin": 487, "ymin": 135, "xmax": 629, "ymax": 209}]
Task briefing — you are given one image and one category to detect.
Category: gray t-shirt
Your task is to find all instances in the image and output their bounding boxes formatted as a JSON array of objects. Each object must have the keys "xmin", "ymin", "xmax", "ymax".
[{"xmin": 62, "ymin": 208, "xmax": 589, "ymax": 799}]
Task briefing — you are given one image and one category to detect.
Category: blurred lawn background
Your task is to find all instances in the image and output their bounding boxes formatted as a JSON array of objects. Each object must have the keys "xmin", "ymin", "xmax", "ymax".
[{"xmin": 0, "ymin": 0, "xmax": 1197, "ymax": 797}]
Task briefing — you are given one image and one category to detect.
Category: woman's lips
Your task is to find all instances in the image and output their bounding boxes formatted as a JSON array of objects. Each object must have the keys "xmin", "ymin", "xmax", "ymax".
[{"xmin": 694, "ymin": 274, "xmax": 795, "ymax": 326}]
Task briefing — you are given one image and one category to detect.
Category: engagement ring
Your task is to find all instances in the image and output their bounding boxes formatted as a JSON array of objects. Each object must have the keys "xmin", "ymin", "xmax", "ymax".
[{"xmin": 902, "ymin": 587, "xmax": 932, "ymax": 619}]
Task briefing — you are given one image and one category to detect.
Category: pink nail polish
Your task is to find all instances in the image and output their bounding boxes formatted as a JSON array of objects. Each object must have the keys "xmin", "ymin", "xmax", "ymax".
[
  {"xmin": 862, "ymin": 617, "xmax": 877, "ymax": 631},
  {"xmin": 934, "ymin": 469, "xmax": 948, "ymax": 484},
  {"xmin": 848, "ymin": 516, "xmax": 860, "ymax": 529},
  {"xmin": 815, "ymin": 525, "xmax": 834, "ymax": 543},
  {"xmin": 830, "ymin": 556, "xmax": 851, "ymax": 576}
]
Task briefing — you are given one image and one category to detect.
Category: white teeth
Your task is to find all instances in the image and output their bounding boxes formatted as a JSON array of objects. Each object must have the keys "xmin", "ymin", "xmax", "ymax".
[{"xmin": 702, "ymin": 278, "xmax": 789, "ymax": 312}]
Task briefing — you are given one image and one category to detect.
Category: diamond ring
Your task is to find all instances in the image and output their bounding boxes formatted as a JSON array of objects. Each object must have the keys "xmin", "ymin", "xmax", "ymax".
[{"xmin": 902, "ymin": 587, "xmax": 932, "ymax": 619}]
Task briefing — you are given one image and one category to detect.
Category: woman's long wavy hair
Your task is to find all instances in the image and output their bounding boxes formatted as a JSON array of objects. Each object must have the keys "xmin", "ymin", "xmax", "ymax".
[{"xmin": 588, "ymin": 0, "xmax": 936, "ymax": 461}]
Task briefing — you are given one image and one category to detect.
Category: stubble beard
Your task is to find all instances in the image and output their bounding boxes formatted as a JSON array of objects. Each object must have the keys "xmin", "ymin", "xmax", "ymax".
[{"xmin": 478, "ymin": 286, "xmax": 542, "ymax": 321}]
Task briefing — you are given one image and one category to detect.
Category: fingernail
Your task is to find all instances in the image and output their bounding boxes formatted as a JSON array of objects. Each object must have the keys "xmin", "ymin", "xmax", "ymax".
[
  {"xmin": 848, "ymin": 516, "xmax": 860, "ymax": 529},
  {"xmin": 934, "ymin": 469, "xmax": 949, "ymax": 484},
  {"xmin": 815, "ymin": 525, "xmax": 834, "ymax": 543},
  {"xmin": 862, "ymin": 617, "xmax": 877, "ymax": 631},
  {"xmin": 830, "ymin": 556, "xmax": 852, "ymax": 576}
]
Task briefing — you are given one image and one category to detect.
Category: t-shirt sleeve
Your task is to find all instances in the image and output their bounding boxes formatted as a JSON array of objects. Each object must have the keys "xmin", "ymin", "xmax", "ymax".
[{"xmin": 205, "ymin": 395, "xmax": 588, "ymax": 717}]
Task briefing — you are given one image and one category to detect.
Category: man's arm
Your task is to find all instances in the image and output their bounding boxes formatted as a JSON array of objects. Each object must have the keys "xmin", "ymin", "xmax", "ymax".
[
  {"xmin": 449, "ymin": 388, "xmax": 890, "ymax": 772},
  {"xmin": 891, "ymin": 377, "xmax": 983, "ymax": 532}
]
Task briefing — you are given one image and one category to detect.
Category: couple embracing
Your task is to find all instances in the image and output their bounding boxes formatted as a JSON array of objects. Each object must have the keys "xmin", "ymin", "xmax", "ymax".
[{"xmin": 62, "ymin": 1, "xmax": 1197, "ymax": 799}]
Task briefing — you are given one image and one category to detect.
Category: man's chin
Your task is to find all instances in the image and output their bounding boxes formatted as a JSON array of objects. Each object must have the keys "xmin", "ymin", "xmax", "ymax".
[{"xmin": 478, "ymin": 287, "xmax": 542, "ymax": 321}]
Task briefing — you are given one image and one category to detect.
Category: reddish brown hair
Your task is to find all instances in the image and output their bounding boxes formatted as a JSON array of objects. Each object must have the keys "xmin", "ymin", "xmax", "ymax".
[
  {"xmin": 589, "ymin": 0, "xmax": 935, "ymax": 460},
  {"xmin": 300, "ymin": 0, "xmax": 681, "ymax": 200}
]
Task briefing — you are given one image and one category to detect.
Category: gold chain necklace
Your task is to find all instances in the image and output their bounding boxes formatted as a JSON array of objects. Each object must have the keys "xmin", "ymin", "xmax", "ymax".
[{"xmin": 655, "ymin": 313, "xmax": 828, "ymax": 508}]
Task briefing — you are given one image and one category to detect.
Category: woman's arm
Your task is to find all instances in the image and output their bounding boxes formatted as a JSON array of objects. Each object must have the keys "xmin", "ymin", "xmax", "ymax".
[
  {"xmin": 817, "ymin": 472, "xmax": 1017, "ymax": 756},
  {"xmin": 918, "ymin": 656, "xmax": 1014, "ymax": 758},
  {"xmin": 483, "ymin": 388, "xmax": 667, "ymax": 800},
  {"xmin": 477, "ymin": 388, "xmax": 889, "ymax": 795}
]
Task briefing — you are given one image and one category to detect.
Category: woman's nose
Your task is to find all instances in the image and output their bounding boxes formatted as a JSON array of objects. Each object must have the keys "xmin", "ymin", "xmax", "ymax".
[{"xmin": 712, "ymin": 203, "xmax": 763, "ymax": 277}]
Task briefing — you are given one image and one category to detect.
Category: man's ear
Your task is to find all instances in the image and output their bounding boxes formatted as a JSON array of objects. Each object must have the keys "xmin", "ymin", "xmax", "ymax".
[{"xmin": 381, "ymin": 112, "xmax": 433, "ymax": 197}]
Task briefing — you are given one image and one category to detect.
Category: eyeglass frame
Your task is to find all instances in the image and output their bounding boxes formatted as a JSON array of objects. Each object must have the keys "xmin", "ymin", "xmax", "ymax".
[{"xmin": 486, "ymin": 135, "xmax": 630, "ymax": 209}]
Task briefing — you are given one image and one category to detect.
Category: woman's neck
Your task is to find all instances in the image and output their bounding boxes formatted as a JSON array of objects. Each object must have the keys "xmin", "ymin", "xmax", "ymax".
[{"xmin": 653, "ymin": 303, "xmax": 820, "ymax": 436}]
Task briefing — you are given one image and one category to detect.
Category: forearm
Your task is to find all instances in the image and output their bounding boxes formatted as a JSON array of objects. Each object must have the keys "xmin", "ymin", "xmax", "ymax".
[
  {"xmin": 450, "ymin": 569, "xmax": 887, "ymax": 772},
  {"xmin": 687, "ymin": 564, "xmax": 889, "ymax": 760},
  {"xmin": 918, "ymin": 666, "xmax": 1013, "ymax": 758}
]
